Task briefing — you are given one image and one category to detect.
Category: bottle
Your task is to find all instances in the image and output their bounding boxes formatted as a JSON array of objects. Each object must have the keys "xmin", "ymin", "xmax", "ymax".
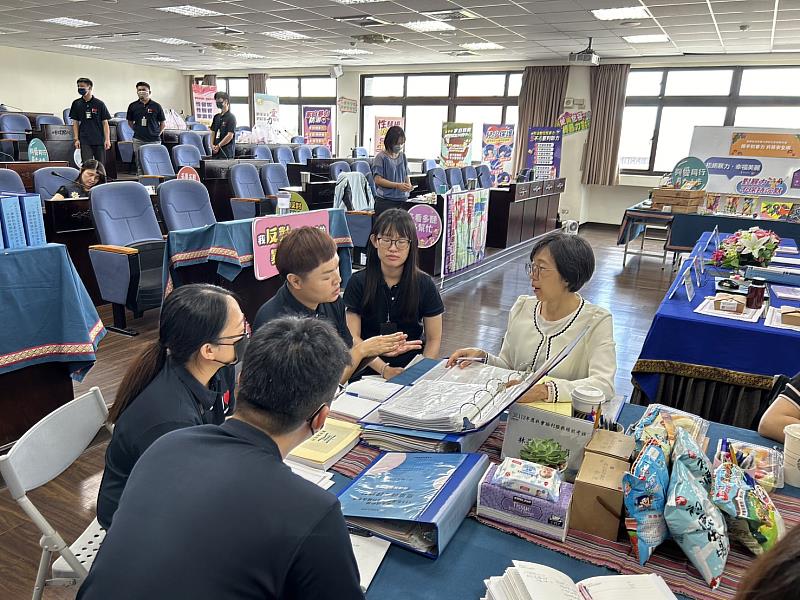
[
  {"xmin": 276, "ymin": 190, "xmax": 291, "ymax": 216},
  {"xmin": 746, "ymin": 277, "xmax": 766, "ymax": 310}
]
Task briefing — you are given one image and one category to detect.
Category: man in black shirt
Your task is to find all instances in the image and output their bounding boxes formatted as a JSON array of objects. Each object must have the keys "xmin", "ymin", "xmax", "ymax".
[
  {"xmin": 210, "ymin": 91, "xmax": 236, "ymax": 158},
  {"xmin": 77, "ymin": 318, "xmax": 365, "ymax": 600},
  {"xmin": 126, "ymin": 81, "xmax": 166, "ymax": 175},
  {"xmin": 69, "ymin": 77, "xmax": 111, "ymax": 164}
]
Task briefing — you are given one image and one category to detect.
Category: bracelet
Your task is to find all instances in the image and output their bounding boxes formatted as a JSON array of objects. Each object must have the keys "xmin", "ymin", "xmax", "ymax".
[{"xmin": 380, "ymin": 363, "xmax": 389, "ymax": 378}]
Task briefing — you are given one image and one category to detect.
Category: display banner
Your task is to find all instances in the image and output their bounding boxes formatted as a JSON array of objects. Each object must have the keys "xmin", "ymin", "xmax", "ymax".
[
  {"xmin": 440, "ymin": 122, "xmax": 473, "ymax": 168},
  {"xmin": 441, "ymin": 188, "xmax": 489, "ymax": 276},
  {"xmin": 482, "ymin": 124, "xmax": 515, "ymax": 186},
  {"xmin": 525, "ymin": 127, "xmax": 562, "ymax": 180},
  {"xmin": 303, "ymin": 106, "xmax": 333, "ymax": 150},
  {"xmin": 557, "ymin": 110, "xmax": 591, "ymax": 135},
  {"xmin": 730, "ymin": 132, "xmax": 800, "ymax": 158},
  {"xmin": 408, "ymin": 204, "xmax": 442, "ymax": 249},
  {"xmin": 252, "ymin": 210, "xmax": 328, "ymax": 280},
  {"xmin": 191, "ymin": 84, "xmax": 217, "ymax": 125},
  {"xmin": 373, "ymin": 116, "xmax": 404, "ymax": 154},
  {"xmin": 27, "ymin": 139, "xmax": 49, "ymax": 162}
]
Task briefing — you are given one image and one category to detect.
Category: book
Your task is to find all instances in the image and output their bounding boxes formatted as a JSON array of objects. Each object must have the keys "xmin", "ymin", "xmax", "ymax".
[
  {"xmin": 283, "ymin": 460, "xmax": 335, "ymax": 490},
  {"xmin": 0, "ymin": 194, "xmax": 27, "ymax": 248},
  {"xmin": 339, "ymin": 452, "xmax": 490, "ymax": 558},
  {"xmin": 361, "ymin": 417, "xmax": 500, "ymax": 453},
  {"xmin": 483, "ymin": 561, "xmax": 676, "ymax": 600},
  {"xmin": 287, "ymin": 418, "xmax": 361, "ymax": 471},
  {"xmin": 18, "ymin": 194, "xmax": 46, "ymax": 246},
  {"xmin": 345, "ymin": 379, "xmax": 404, "ymax": 402}
]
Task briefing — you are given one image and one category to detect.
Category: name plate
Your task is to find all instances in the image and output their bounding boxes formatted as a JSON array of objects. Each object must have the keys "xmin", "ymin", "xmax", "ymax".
[
  {"xmin": 515, "ymin": 182, "xmax": 531, "ymax": 201},
  {"xmin": 528, "ymin": 181, "xmax": 544, "ymax": 196},
  {"xmin": 555, "ymin": 178, "xmax": 566, "ymax": 193},
  {"xmin": 543, "ymin": 179, "xmax": 556, "ymax": 194},
  {"xmin": 41, "ymin": 125, "xmax": 73, "ymax": 141}
]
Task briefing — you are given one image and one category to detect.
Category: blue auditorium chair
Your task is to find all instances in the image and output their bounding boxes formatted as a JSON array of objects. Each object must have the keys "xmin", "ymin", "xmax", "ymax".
[
  {"xmin": 254, "ymin": 145, "xmax": 272, "ymax": 161},
  {"xmin": 352, "ymin": 147, "xmax": 368, "ymax": 158},
  {"xmin": 329, "ymin": 160, "xmax": 350, "ymax": 180},
  {"xmin": 259, "ymin": 163, "xmax": 290, "ymax": 197},
  {"xmin": 34, "ymin": 167, "xmax": 79, "ymax": 199},
  {"xmin": 426, "ymin": 167, "xmax": 447, "ymax": 195},
  {"xmin": 0, "ymin": 168, "xmax": 25, "ymax": 193},
  {"xmin": 139, "ymin": 144, "xmax": 176, "ymax": 185},
  {"xmin": 313, "ymin": 145, "xmax": 332, "ymax": 159},
  {"xmin": 158, "ymin": 179, "xmax": 216, "ymax": 231},
  {"xmin": 445, "ymin": 167, "xmax": 465, "ymax": 189},
  {"xmin": 35, "ymin": 115, "xmax": 64, "ymax": 128},
  {"xmin": 351, "ymin": 160, "xmax": 376, "ymax": 196},
  {"xmin": 294, "ymin": 145, "xmax": 313, "ymax": 164},
  {"xmin": 179, "ymin": 131, "xmax": 208, "ymax": 158},
  {"xmin": 477, "ymin": 164, "xmax": 493, "ymax": 188},
  {"xmin": 421, "ymin": 159, "xmax": 437, "ymax": 173},
  {"xmin": 230, "ymin": 163, "xmax": 277, "ymax": 220},
  {"xmin": 273, "ymin": 146, "xmax": 294, "ymax": 167},
  {"xmin": 171, "ymin": 144, "xmax": 202, "ymax": 169}
]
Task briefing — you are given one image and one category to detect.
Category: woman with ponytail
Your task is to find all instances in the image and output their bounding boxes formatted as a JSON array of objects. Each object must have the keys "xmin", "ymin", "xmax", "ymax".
[{"xmin": 96, "ymin": 284, "xmax": 247, "ymax": 529}]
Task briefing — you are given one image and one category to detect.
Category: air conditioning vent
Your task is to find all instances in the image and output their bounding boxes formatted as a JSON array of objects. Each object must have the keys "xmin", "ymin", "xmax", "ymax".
[
  {"xmin": 335, "ymin": 15, "xmax": 389, "ymax": 27},
  {"xmin": 210, "ymin": 41, "xmax": 244, "ymax": 50},
  {"xmin": 423, "ymin": 9, "xmax": 479, "ymax": 21},
  {"xmin": 351, "ymin": 34, "xmax": 396, "ymax": 44}
]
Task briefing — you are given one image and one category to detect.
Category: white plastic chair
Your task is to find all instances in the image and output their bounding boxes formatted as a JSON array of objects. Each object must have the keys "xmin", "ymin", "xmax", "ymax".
[{"xmin": 0, "ymin": 387, "xmax": 112, "ymax": 600}]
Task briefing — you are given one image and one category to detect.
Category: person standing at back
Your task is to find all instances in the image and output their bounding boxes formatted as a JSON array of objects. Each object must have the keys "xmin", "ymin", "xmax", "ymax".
[
  {"xmin": 69, "ymin": 77, "xmax": 111, "ymax": 164},
  {"xmin": 210, "ymin": 91, "xmax": 236, "ymax": 159},
  {"xmin": 372, "ymin": 125, "xmax": 413, "ymax": 216},
  {"xmin": 126, "ymin": 81, "xmax": 166, "ymax": 175}
]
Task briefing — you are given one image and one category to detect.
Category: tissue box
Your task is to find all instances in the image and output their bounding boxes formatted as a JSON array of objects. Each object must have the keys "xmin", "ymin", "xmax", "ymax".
[
  {"xmin": 781, "ymin": 306, "xmax": 800, "ymax": 326},
  {"xmin": 713, "ymin": 293, "xmax": 746, "ymax": 314},
  {"xmin": 477, "ymin": 463, "xmax": 573, "ymax": 542},
  {"xmin": 585, "ymin": 430, "xmax": 636, "ymax": 464}
]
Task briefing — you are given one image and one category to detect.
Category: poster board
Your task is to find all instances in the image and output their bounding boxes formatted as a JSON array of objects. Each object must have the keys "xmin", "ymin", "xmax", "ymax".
[
  {"xmin": 252, "ymin": 210, "xmax": 328, "ymax": 280},
  {"xmin": 440, "ymin": 122, "xmax": 473, "ymax": 168},
  {"xmin": 252, "ymin": 93, "xmax": 281, "ymax": 144},
  {"xmin": 191, "ymin": 84, "xmax": 218, "ymax": 126},
  {"xmin": 441, "ymin": 188, "xmax": 489, "ymax": 276},
  {"xmin": 303, "ymin": 106, "xmax": 333, "ymax": 150},
  {"xmin": 482, "ymin": 124, "xmax": 515, "ymax": 186},
  {"xmin": 525, "ymin": 127, "xmax": 562, "ymax": 180},
  {"xmin": 373, "ymin": 116, "xmax": 404, "ymax": 154}
]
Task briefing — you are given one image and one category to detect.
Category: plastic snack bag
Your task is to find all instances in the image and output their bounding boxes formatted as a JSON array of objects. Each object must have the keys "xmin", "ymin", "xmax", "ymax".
[
  {"xmin": 623, "ymin": 440, "xmax": 670, "ymax": 565},
  {"xmin": 672, "ymin": 428, "xmax": 714, "ymax": 492},
  {"xmin": 632, "ymin": 405, "xmax": 710, "ymax": 457},
  {"xmin": 713, "ymin": 438, "xmax": 784, "ymax": 492},
  {"xmin": 665, "ymin": 461, "xmax": 729, "ymax": 588},
  {"xmin": 492, "ymin": 457, "xmax": 562, "ymax": 502},
  {"xmin": 712, "ymin": 462, "xmax": 785, "ymax": 555}
]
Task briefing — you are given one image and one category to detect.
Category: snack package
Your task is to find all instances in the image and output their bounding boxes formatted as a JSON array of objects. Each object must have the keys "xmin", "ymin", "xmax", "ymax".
[
  {"xmin": 712, "ymin": 462, "xmax": 785, "ymax": 555},
  {"xmin": 665, "ymin": 461, "xmax": 729, "ymax": 589},
  {"xmin": 623, "ymin": 441, "xmax": 670, "ymax": 565},
  {"xmin": 714, "ymin": 438, "xmax": 784, "ymax": 492},
  {"xmin": 672, "ymin": 427, "xmax": 714, "ymax": 492},
  {"xmin": 632, "ymin": 405, "xmax": 710, "ymax": 456},
  {"xmin": 492, "ymin": 457, "xmax": 562, "ymax": 502}
]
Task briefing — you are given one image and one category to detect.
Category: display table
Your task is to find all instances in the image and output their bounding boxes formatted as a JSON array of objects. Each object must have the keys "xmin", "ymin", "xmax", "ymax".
[
  {"xmin": 631, "ymin": 231, "xmax": 800, "ymax": 428},
  {"xmin": 0, "ymin": 244, "xmax": 105, "ymax": 447},
  {"xmin": 486, "ymin": 178, "xmax": 564, "ymax": 249}
]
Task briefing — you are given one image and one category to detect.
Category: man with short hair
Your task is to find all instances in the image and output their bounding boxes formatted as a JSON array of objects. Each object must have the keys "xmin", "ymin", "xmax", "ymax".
[
  {"xmin": 126, "ymin": 81, "xmax": 166, "ymax": 175},
  {"xmin": 69, "ymin": 77, "xmax": 111, "ymax": 164},
  {"xmin": 77, "ymin": 317, "xmax": 365, "ymax": 600},
  {"xmin": 210, "ymin": 91, "xmax": 236, "ymax": 158},
  {"xmin": 253, "ymin": 226, "xmax": 420, "ymax": 381}
]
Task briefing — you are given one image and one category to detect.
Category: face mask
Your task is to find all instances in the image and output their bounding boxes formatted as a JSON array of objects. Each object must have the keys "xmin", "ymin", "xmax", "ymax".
[
  {"xmin": 215, "ymin": 100, "xmax": 224, "ymax": 109},
  {"xmin": 213, "ymin": 335, "xmax": 248, "ymax": 367},
  {"xmin": 137, "ymin": 90, "xmax": 149, "ymax": 99},
  {"xmin": 392, "ymin": 144, "xmax": 404, "ymax": 154},
  {"xmin": 78, "ymin": 88, "xmax": 88, "ymax": 96}
]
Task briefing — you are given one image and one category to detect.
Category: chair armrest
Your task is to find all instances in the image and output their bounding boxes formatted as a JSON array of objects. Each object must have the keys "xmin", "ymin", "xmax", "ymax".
[
  {"xmin": 346, "ymin": 210, "xmax": 375, "ymax": 215},
  {"xmin": 230, "ymin": 197, "xmax": 264, "ymax": 203},
  {"xmin": 117, "ymin": 140, "xmax": 134, "ymax": 145},
  {"xmin": 89, "ymin": 244, "xmax": 139, "ymax": 255},
  {"xmin": 138, "ymin": 175, "xmax": 169, "ymax": 180}
]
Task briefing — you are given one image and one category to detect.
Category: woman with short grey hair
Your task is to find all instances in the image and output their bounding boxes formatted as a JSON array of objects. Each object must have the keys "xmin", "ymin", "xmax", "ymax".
[{"xmin": 447, "ymin": 231, "xmax": 617, "ymax": 404}]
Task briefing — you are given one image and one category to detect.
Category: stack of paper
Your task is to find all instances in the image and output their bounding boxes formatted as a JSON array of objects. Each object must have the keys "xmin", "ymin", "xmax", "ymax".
[
  {"xmin": 772, "ymin": 285, "xmax": 800, "ymax": 301},
  {"xmin": 349, "ymin": 534, "xmax": 390, "ymax": 592},
  {"xmin": 284, "ymin": 460, "xmax": 335, "ymax": 490},
  {"xmin": 287, "ymin": 418, "xmax": 361, "ymax": 471},
  {"xmin": 345, "ymin": 379, "xmax": 404, "ymax": 401}
]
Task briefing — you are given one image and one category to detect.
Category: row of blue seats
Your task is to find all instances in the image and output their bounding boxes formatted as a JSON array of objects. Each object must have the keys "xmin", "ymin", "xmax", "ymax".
[{"xmin": 423, "ymin": 163, "xmax": 493, "ymax": 192}]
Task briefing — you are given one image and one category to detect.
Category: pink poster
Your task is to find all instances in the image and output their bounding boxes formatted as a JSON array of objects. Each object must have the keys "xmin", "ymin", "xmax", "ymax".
[
  {"xmin": 252, "ymin": 210, "xmax": 329, "ymax": 280},
  {"xmin": 303, "ymin": 106, "xmax": 333, "ymax": 150},
  {"xmin": 374, "ymin": 116, "xmax": 404, "ymax": 154},
  {"xmin": 191, "ymin": 84, "xmax": 217, "ymax": 125}
]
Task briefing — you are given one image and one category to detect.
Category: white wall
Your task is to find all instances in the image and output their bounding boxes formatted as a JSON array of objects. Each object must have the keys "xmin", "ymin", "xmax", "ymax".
[
  {"xmin": 0, "ymin": 46, "xmax": 190, "ymax": 118},
  {"xmin": 335, "ymin": 71, "xmax": 360, "ymax": 157},
  {"xmin": 558, "ymin": 66, "xmax": 591, "ymax": 224},
  {"xmin": 585, "ymin": 176, "xmax": 663, "ymax": 224}
]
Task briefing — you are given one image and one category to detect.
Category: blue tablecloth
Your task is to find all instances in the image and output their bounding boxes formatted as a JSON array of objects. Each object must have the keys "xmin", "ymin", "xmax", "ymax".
[{"xmin": 0, "ymin": 243, "xmax": 105, "ymax": 381}]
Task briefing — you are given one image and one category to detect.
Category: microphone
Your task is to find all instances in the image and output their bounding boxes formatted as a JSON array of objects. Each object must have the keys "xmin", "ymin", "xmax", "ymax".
[
  {"xmin": 0, "ymin": 150, "xmax": 16, "ymax": 161},
  {"xmin": 50, "ymin": 170, "xmax": 115, "ymax": 185},
  {"xmin": 0, "ymin": 102, "xmax": 25, "ymax": 112}
]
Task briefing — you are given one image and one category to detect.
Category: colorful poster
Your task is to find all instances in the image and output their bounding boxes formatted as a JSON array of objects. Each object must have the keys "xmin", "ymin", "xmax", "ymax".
[
  {"xmin": 303, "ymin": 106, "xmax": 333, "ymax": 151},
  {"xmin": 337, "ymin": 97, "xmax": 357, "ymax": 114},
  {"xmin": 730, "ymin": 132, "xmax": 800, "ymax": 158},
  {"xmin": 440, "ymin": 122, "xmax": 473, "ymax": 168},
  {"xmin": 759, "ymin": 201, "xmax": 794, "ymax": 220},
  {"xmin": 252, "ymin": 210, "xmax": 329, "ymax": 280},
  {"xmin": 525, "ymin": 127, "xmax": 562, "ymax": 180},
  {"xmin": 408, "ymin": 204, "xmax": 442, "ymax": 249},
  {"xmin": 442, "ymin": 188, "xmax": 489, "ymax": 276},
  {"xmin": 27, "ymin": 138, "xmax": 49, "ymax": 162},
  {"xmin": 482, "ymin": 124, "xmax": 515, "ymax": 186},
  {"xmin": 191, "ymin": 84, "xmax": 217, "ymax": 125},
  {"xmin": 736, "ymin": 177, "xmax": 788, "ymax": 196},
  {"xmin": 373, "ymin": 116, "xmax": 404, "ymax": 154},
  {"xmin": 670, "ymin": 156, "xmax": 708, "ymax": 190},
  {"xmin": 557, "ymin": 110, "xmax": 591, "ymax": 135},
  {"xmin": 252, "ymin": 93, "xmax": 281, "ymax": 143}
]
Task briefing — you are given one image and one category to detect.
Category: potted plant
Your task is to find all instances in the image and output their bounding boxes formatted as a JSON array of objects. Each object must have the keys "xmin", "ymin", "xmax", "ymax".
[
  {"xmin": 710, "ymin": 227, "xmax": 781, "ymax": 270},
  {"xmin": 519, "ymin": 438, "xmax": 569, "ymax": 471}
]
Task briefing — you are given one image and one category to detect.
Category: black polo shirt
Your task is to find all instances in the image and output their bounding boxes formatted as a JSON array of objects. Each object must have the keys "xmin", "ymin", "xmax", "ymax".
[
  {"xmin": 95, "ymin": 358, "xmax": 235, "ymax": 529},
  {"xmin": 69, "ymin": 96, "xmax": 111, "ymax": 145},
  {"xmin": 126, "ymin": 98, "xmax": 166, "ymax": 143},
  {"xmin": 78, "ymin": 419, "xmax": 364, "ymax": 600},
  {"xmin": 254, "ymin": 283, "xmax": 353, "ymax": 347},
  {"xmin": 211, "ymin": 110, "xmax": 236, "ymax": 158},
  {"xmin": 344, "ymin": 269, "xmax": 444, "ymax": 366}
]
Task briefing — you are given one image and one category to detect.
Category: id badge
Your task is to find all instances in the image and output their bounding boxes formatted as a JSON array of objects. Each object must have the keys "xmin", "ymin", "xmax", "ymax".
[
  {"xmin": 380, "ymin": 322, "xmax": 398, "ymax": 335},
  {"xmin": 141, "ymin": 117, "xmax": 147, "ymax": 127},
  {"xmin": 85, "ymin": 111, "xmax": 92, "ymax": 120}
]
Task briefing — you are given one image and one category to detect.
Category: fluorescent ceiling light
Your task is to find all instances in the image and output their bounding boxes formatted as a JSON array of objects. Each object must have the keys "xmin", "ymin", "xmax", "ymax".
[
  {"xmin": 332, "ymin": 0, "xmax": 383, "ymax": 4},
  {"xmin": 232, "ymin": 52, "xmax": 264, "ymax": 59},
  {"xmin": 145, "ymin": 56, "xmax": 179, "ymax": 62},
  {"xmin": 262, "ymin": 30, "xmax": 309, "ymax": 40},
  {"xmin": 461, "ymin": 42, "xmax": 504, "ymax": 50},
  {"xmin": 402, "ymin": 20, "xmax": 456, "ymax": 33},
  {"xmin": 41, "ymin": 17, "xmax": 98, "ymax": 27},
  {"xmin": 157, "ymin": 5, "xmax": 222, "ymax": 17},
  {"xmin": 334, "ymin": 48, "xmax": 372, "ymax": 55},
  {"xmin": 624, "ymin": 34, "xmax": 670, "ymax": 43},
  {"xmin": 592, "ymin": 6, "xmax": 649, "ymax": 20},
  {"xmin": 62, "ymin": 43, "xmax": 103, "ymax": 49},
  {"xmin": 151, "ymin": 37, "xmax": 194, "ymax": 45}
]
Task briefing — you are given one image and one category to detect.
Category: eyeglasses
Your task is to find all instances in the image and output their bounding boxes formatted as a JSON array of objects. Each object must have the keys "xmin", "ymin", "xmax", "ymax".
[
  {"xmin": 524, "ymin": 263, "xmax": 551, "ymax": 278},
  {"xmin": 377, "ymin": 237, "xmax": 411, "ymax": 250},
  {"xmin": 214, "ymin": 327, "xmax": 250, "ymax": 345}
]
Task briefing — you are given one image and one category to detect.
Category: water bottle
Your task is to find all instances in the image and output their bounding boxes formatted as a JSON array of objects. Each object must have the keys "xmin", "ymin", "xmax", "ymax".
[{"xmin": 276, "ymin": 190, "xmax": 291, "ymax": 216}]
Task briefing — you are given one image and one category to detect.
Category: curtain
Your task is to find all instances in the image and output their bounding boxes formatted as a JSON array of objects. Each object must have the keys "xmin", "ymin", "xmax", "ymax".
[
  {"xmin": 202, "ymin": 74, "xmax": 217, "ymax": 87},
  {"xmin": 512, "ymin": 66, "xmax": 570, "ymax": 176},
  {"xmin": 582, "ymin": 64, "xmax": 630, "ymax": 186},
  {"xmin": 248, "ymin": 73, "xmax": 268, "ymax": 126}
]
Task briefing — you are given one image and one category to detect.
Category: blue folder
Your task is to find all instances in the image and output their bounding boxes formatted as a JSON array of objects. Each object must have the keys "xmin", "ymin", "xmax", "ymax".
[{"xmin": 0, "ymin": 194, "xmax": 27, "ymax": 248}]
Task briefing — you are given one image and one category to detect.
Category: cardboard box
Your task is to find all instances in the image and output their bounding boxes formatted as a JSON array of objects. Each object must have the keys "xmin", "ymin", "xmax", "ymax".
[
  {"xmin": 781, "ymin": 306, "xmax": 800, "ymax": 326},
  {"xmin": 713, "ymin": 293, "xmax": 746, "ymax": 314},
  {"xmin": 569, "ymin": 452, "xmax": 627, "ymax": 541},
  {"xmin": 585, "ymin": 430, "xmax": 636, "ymax": 464},
  {"xmin": 651, "ymin": 188, "xmax": 706, "ymax": 201}
]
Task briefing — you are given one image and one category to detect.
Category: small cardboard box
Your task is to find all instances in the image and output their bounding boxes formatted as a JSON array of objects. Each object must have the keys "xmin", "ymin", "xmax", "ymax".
[
  {"xmin": 713, "ymin": 293, "xmax": 746, "ymax": 314},
  {"xmin": 569, "ymin": 452, "xmax": 627, "ymax": 541},
  {"xmin": 780, "ymin": 306, "xmax": 800, "ymax": 326},
  {"xmin": 585, "ymin": 430, "xmax": 636, "ymax": 464}
]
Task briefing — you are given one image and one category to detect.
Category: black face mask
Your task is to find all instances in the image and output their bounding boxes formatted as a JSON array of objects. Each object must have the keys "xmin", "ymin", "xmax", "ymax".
[
  {"xmin": 215, "ymin": 100, "xmax": 225, "ymax": 109},
  {"xmin": 213, "ymin": 335, "xmax": 248, "ymax": 367}
]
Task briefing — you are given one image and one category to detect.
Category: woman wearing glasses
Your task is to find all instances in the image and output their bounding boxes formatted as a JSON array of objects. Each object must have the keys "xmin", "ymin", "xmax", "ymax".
[
  {"xmin": 344, "ymin": 209, "xmax": 444, "ymax": 379},
  {"xmin": 96, "ymin": 283, "xmax": 247, "ymax": 529},
  {"xmin": 447, "ymin": 231, "xmax": 616, "ymax": 405}
]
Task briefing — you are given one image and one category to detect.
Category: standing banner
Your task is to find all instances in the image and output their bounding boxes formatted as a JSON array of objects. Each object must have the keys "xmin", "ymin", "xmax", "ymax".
[
  {"xmin": 176, "ymin": 166, "xmax": 200, "ymax": 181},
  {"xmin": 252, "ymin": 210, "xmax": 328, "ymax": 280},
  {"xmin": 253, "ymin": 93, "xmax": 281, "ymax": 143},
  {"xmin": 27, "ymin": 138, "xmax": 49, "ymax": 162},
  {"xmin": 525, "ymin": 127, "xmax": 562, "ymax": 180},
  {"xmin": 482, "ymin": 124, "xmax": 515, "ymax": 186},
  {"xmin": 440, "ymin": 122, "xmax": 473, "ymax": 168},
  {"xmin": 374, "ymin": 116, "xmax": 404, "ymax": 154},
  {"xmin": 442, "ymin": 188, "xmax": 489, "ymax": 276},
  {"xmin": 191, "ymin": 84, "xmax": 218, "ymax": 125},
  {"xmin": 303, "ymin": 106, "xmax": 333, "ymax": 150}
]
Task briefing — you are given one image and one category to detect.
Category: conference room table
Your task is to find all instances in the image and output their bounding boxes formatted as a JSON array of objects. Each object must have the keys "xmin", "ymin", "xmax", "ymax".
[
  {"xmin": 328, "ymin": 402, "xmax": 798, "ymax": 600},
  {"xmin": 631, "ymin": 231, "xmax": 800, "ymax": 428}
]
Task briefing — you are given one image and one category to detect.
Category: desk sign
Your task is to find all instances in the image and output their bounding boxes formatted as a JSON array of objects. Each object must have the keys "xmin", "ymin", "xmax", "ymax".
[
  {"xmin": 683, "ymin": 266, "xmax": 696, "ymax": 302},
  {"xmin": 712, "ymin": 225, "xmax": 721, "ymax": 250},
  {"xmin": 408, "ymin": 204, "xmax": 442, "ymax": 249},
  {"xmin": 692, "ymin": 255, "xmax": 703, "ymax": 288},
  {"xmin": 27, "ymin": 139, "xmax": 49, "ymax": 162},
  {"xmin": 252, "ymin": 210, "xmax": 328, "ymax": 280},
  {"xmin": 177, "ymin": 166, "xmax": 200, "ymax": 181}
]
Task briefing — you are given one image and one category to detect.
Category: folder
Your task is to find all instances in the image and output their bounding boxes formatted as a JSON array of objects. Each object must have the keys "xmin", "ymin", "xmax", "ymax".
[
  {"xmin": 339, "ymin": 452, "xmax": 490, "ymax": 558},
  {"xmin": 360, "ymin": 417, "xmax": 500, "ymax": 453},
  {"xmin": 18, "ymin": 194, "xmax": 46, "ymax": 247},
  {"xmin": 0, "ymin": 194, "xmax": 27, "ymax": 248}
]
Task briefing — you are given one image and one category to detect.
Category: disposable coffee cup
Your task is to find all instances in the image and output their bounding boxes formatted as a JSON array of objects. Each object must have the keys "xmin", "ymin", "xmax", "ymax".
[
  {"xmin": 784, "ymin": 423, "xmax": 800, "ymax": 454},
  {"xmin": 570, "ymin": 385, "xmax": 606, "ymax": 415},
  {"xmin": 276, "ymin": 190, "xmax": 291, "ymax": 214},
  {"xmin": 783, "ymin": 448, "xmax": 800, "ymax": 487}
]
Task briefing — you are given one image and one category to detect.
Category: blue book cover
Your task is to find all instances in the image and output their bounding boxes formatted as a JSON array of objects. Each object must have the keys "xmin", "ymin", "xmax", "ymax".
[
  {"xmin": 18, "ymin": 194, "xmax": 46, "ymax": 246},
  {"xmin": 0, "ymin": 194, "xmax": 27, "ymax": 248}
]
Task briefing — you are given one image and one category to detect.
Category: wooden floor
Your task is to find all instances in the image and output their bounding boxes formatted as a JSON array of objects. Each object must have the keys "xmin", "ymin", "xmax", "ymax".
[{"xmin": 0, "ymin": 224, "xmax": 673, "ymax": 599}]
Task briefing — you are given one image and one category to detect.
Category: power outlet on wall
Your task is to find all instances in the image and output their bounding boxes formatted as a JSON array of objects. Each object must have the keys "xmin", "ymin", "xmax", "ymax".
[{"xmin": 561, "ymin": 208, "xmax": 570, "ymax": 215}]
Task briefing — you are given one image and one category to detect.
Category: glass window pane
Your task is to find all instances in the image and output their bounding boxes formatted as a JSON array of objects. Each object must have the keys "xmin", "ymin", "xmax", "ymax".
[
  {"xmin": 301, "ymin": 105, "xmax": 336, "ymax": 149},
  {"xmin": 269, "ymin": 78, "xmax": 299, "ymax": 98},
  {"xmin": 665, "ymin": 70, "xmax": 733, "ymax": 96},
  {"xmin": 618, "ymin": 106, "xmax": 658, "ymax": 170},
  {"xmin": 228, "ymin": 78, "xmax": 248, "ymax": 97},
  {"xmin": 740, "ymin": 68, "xmax": 800, "ymax": 96},
  {"xmin": 626, "ymin": 71, "xmax": 662, "ymax": 96},
  {"xmin": 457, "ymin": 74, "xmax": 505, "ymax": 96},
  {"xmin": 302, "ymin": 77, "xmax": 336, "ymax": 97},
  {"xmin": 405, "ymin": 105, "xmax": 448, "ymax": 160},
  {"xmin": 455, "ymin": 105, "xmax": 503, "ymax": 165},
  {"xmin": 407, "ymin": 75, "xmax": 449, "ymax": 97},
  {"xmin": 364, "ymin": 76, "xmax": 404, "ymax": 97},
  {"xmin": 279, "ymin": 104, "xmax": 299, "ymax": 138},
  {"xmin": 216, "ymin": 79, "xmax": 228, "ymax": 93},
  {"xmin": 229, "ymin": 103, "xmax": 250, "ymax": 128},
  {"xmin": 654, "ymin": 106, "xmax": 727, "ymax": 171},
  {"xmin": 362, "ymin": 104, "xmax": 403, "ymax": 152},
  {"xmin": 734, "ymin": 106, "xmax": 800, "ymax": 129},
  {"xmin": 505, "ymin": 105, "xmax": 518, "ymax": 125},
  {"xmin": 508, "ymin": 73, "xmax": 522, "ymax": 97}
]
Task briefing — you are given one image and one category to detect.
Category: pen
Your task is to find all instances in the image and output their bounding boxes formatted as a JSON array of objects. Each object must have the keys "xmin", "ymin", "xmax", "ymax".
[
  {"xmin": 347, "ymin": 524, "xmax": 373, "ymax": 537},
  {"xmin": 452, "ymin": 356, "xmax": 487, "ymax": 365}
]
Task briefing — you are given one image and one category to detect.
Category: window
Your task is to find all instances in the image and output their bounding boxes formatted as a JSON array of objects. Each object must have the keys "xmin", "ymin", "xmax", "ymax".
[
  {"xmin": 618, "ymin": 106, "xmax": 659, "ymax": 171},
  {"xmin": 505, "ymin": 105, "xmax": 518, "ymax": 126},
  {"xmin": 269, "ymin": 78, "xmax": 299, "ymax": 98},
  {"xmin": 665, "ymin": 70, "xmax": 733, "ymax": 97},
  {"xmin": 407, "ymin": 75, "xmax": 449, "ymax": 97},
  {"xmin": 455, "ymin": 105, "xmax": 503, "ymax": 164},
  {"xmin": 279, "ymin": 105, "xmax": 299, "ymax": 138},
  {"xmin": 740, "ymin": 68, "xmax": 800, "ymax": 97},
  {"xmin": 364, "ymin": 76, "xmax": 404, "ymax": 97},
  {"xmin": 405, "ymin": 105, "xmax": 448, "ymax": 160},
  {"xmin": 301, "ymin": 77, "xmax": 336, "ymax": 97},
  {"xmin": 215, "ymin": 77, "xmax": 249, "ymax": 127},
  {"xmin": 653, "ymin": 106, "xmax": 726, "ymax": 172},
  {"xmin": 268, "ymin": 77, "xmax": 336, "ymax": 143},
  {"xmin": 625, "ymin": 71, "xmax": 661, "ymax": 96},
  {"xmin": 457, "ymin": 74, "xmax": 506, "ymax": 96},
  {"xmin": 508, "ymin": 73, "xmax": 522, "ymax": 97},
  {"xmin": 734, "ymin": 106, "xmax": 800, "ymax": 129}
]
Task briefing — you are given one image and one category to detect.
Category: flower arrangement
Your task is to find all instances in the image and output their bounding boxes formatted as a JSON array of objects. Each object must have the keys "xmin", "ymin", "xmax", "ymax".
[{"xmin": 710, "ymin": 227, "xmax": 781, "ymax": 270}]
